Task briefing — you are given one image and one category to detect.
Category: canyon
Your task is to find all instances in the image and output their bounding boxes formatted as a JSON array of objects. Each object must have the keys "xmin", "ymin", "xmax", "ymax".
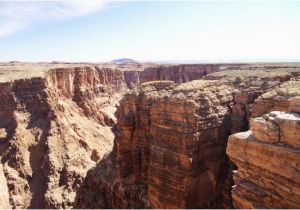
[{"xmin": 0, "ymin": 62, "xmax": 299, "ymax": 208}]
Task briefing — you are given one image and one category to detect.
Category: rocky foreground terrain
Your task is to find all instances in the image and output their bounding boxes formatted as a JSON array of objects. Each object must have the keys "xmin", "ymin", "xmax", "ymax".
[{"xmin": 0, "ymin": 61, "xmax": 299, "ymax": 208}]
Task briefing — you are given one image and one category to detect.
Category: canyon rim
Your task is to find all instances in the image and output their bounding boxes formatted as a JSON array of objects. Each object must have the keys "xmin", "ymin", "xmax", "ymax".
[
  {"xmin": 1, "ymin": 1, "xmax": 300, "ymax": 209},
  {"xmin": 0, "ymin": 62, "xmax": 299, "ymax": 208}
]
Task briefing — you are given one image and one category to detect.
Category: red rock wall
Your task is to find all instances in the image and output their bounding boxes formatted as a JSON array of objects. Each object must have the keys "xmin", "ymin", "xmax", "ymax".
[
  {"xmin": 123, "ymin": 70, "xmax": 140, "ymax": 88},
  {"xmin": 229, "ymin": 78, "xmax": 294, "ymax": 134},
  {"xmin": 230, "ymin": 90, "xmax": 263, "ymax": 133},
  {"xmin": 123, "ymin": 64, "xmax": 222, "ymax": 87},
  {"xmin": 227, "ymin": 80, "xmax": 300, "ymax": 209},
  {"xmin": 47, "ymin": 66, "xmax": 128, "ymax": 125},
  {"xmin": 0, "ymin": 77, "xmax": 54, "ymax": 208},
  {"xmin": 0, "ymin": 66, "xmax": 127, "ymax": 208},
  {"xmin": 2, "ymin": 63, "xmax": 299, "ymax": 209},
  {"xmin": 76, "ymin": 80, "xmax": 236, "ymax": 208}
]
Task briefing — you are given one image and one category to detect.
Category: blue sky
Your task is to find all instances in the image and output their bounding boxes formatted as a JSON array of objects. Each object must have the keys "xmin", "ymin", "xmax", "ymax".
[{"xmin": 1, "ymin": 1, "xmax": 300, "ymax": 62}]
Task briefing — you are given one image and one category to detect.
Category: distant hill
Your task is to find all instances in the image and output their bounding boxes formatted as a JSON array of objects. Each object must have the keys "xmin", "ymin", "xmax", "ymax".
[{"xmin": 112, "ymin": 58, "xmax": 137, "ymax": 64}]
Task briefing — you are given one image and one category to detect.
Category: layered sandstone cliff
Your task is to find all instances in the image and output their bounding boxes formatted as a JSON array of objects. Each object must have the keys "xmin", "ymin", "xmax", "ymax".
[
  {"xmin": 227, "ymin": 80, "xmax": 300, "ymax": 208},
  {"xmin": 76, "ymin": 67, "xmax": 300, "ymax": 209},
  {"xmin": 1, "ymin": 62, "xmax": 300, "ymax": 209},
  {"xmin": 0, "ymin": 66, "xmax": 127, "ymax": 208},
  {"xmin": 252, "ymin": 80, "xmax": 300, "ymax": 117},
  {"xmin": 76, "ymin": 80, "xmax": 235, "ymax": 208},
  {"xmin": 206, "ymin": 69, "xmax": 299, "ymax": 133},
  {"xmin": 227, "ymin": 110, "xmax": 300, "ymax": 208},
  {"xmin": 123, "ymin": 64, "xmax": 229, "ymax": 87}
]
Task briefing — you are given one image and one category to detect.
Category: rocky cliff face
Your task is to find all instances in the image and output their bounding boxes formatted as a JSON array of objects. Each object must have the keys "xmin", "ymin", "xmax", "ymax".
[
  {"xmin": 230, "ymin": 79, "xmax": 300, "ymax": 134},
  {"xmin": 47, "ymin": 66, "xmax": 127, "ymax": 125},
  {"xmin": 252, "ymin": 80, "xmax": 300, "ymax": 117},
  {"xmin": 227, "ymin": 79, "xmax": 300, "ymax": 208},
  {"xmin": 0, "ymin": 66, "xmax": 127, "ymax": 208},
  {"xmin": 76, "ymin": 68, "xmax": 300, "ymax": 209},
  {"xmin": 1, "ymin": 62, "xmax": 300, "ymax": 209},
  {"xmin": 227, "ymin": 110, "xmax": 300, "ymax": 208},
  {"xmin": 76, "ymin": 80, "xmax": 235, "ymax": 208},
  {"xmin": 206, "ymin": 68, "xmax": 299, "ymax": 134},
  {"xmin": 123, "ymin": 64, "xmax": 226, "ymax": 87},
  {"xmin": 230, "ymin": 79, "xmax": 283, "ymax": 134}
]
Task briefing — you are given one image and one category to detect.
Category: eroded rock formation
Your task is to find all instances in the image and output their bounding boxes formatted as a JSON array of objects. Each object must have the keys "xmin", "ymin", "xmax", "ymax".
[
  {"xmin": 1, "ymin": 62, "xmax": 300, "ymax": 209},
  {"xmin": 227, "ymin": 110, "xmax": 300, "ymax": 208},
  {"xmin": 252, "ymin": 80, "xmax": 300, "ymax": 117},
  {"xmin": 205, "ymin": 67, "xmax": 300, "ymax": 134},
  {"xmin": 123, "ymin": 64, "xmax": 230, "ymax": 87},
  {"xmin": 227, "ymin": 79, "xmax": 300, "ymax": 208},
  {"xmin": 76, "ymin": 80, "xmax": 235, "ymax": 208},
  {"xmin": 0, "ymin": 66, "xmax": 127, "ymax": 208},
  {"xmin": 75, "ymin": 67, "xmax": 300, "ymax": 209}
]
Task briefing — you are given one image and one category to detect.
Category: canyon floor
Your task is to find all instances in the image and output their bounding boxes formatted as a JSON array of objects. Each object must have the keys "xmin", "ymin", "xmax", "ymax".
[{"xmin": 0, "ymin": 61, "xmax": 299, "ymax": 208}]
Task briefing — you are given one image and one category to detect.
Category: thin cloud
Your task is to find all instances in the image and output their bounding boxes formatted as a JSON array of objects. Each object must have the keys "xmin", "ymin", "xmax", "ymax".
[{"xmin": 0, "ymin": 1, "xmax": 108, "ymax": 38}]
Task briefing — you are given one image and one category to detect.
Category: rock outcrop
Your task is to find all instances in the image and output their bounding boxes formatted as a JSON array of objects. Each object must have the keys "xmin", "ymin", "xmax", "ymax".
[
  {"xmin": 0, "ymin": 66, "xmax": 127, "ymax": 208},
  {"xmin": 226, "ymin": 79, "xmax": 300, "ymax": 209},
  {"xmin": 76, "ymin": 80, "xmax": 235, "ymax": 208},
  {"xmin": 252, "ymin": 80, "xmax": 300, "ymax": 117},
  {"xmin": 205, "ymin": 67, "xmax": 300, "ymax": 133},
  {"xmin": 227, "ymin": 110, "xmax": 300, "ymax": 208},
  {"xmin": 229, "ymin": 79, "xmax": 282, "ymax": 134}
]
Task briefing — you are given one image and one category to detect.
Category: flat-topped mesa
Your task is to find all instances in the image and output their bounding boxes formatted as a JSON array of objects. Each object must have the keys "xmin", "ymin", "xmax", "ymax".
[
  {"xmin": 0, "ymin": 66, "xmax": 127, "ymax": 208},
  {"xmin": 226, "ymin": 111, "xmax": 300, "ymax": 208},
  {"xmin": 76, "ymin": 79, "xmax": 235, "ymax": 208}
]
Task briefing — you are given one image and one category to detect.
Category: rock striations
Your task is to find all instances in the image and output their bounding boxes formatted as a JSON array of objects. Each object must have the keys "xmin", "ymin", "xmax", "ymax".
[
  {"xmin": 0, "ymin": 66, "xmax": 127, "ymax": 208},
  {"xmin": 1, "ymin": 62, "xmax": 300, "ymax": 209},
  {"xmin": 205, "ymin": 67, "xmax": 300, "ymax": 134},
  {"xmin": 123, "ymin": 64, "xmax": 226, "ymax": 88},
  {"xmin": 76, "ymin": 80, "xmax": 235, "ymax": 208},
  {"xmin": 227, "ymin": 110, "xmax": 300, "ymax": 208},
  {"xmin": 227, "ymin": 81, "xmax": 300, "ymax": 209}
]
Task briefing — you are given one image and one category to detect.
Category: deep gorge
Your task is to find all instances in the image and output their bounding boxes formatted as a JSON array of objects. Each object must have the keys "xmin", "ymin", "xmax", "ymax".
[{"xmin": 0, "ymin": 63, "xmax": 299, "ymax": 208}]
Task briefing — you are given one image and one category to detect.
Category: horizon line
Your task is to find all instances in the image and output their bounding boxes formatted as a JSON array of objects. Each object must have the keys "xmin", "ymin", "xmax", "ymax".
[{"xmin": 2, "ymin": 58, "xmax": 300, "ymax": 64}]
